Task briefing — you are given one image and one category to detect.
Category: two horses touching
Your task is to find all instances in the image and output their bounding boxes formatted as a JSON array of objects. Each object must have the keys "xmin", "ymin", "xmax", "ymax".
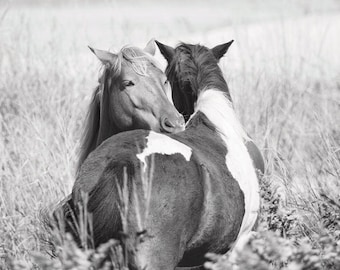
[{"xmin": 52, "ymin": 39, "xmax": 264, "ymax": 270}]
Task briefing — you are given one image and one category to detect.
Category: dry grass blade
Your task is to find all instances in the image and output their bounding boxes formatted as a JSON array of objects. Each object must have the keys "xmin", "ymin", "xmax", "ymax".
[{"xmin": 0, "ymin": 5, "xmax": 9, "ymax": 25}]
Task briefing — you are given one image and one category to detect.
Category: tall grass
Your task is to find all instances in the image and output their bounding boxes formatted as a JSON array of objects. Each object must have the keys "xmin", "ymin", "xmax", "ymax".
[
  {"xmin": 0, "ymin": 2, "xmax": 339, "ymax": 269},
  {"xmin": 200, "ymin": 12, "xmax": 340, "ymax": 270}
]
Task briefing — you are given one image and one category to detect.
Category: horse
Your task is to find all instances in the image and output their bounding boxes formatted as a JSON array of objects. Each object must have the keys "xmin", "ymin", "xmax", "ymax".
[
  {"xmin": 69, "ymin": 40, "xmax": 260, "ymax": 269},
  {"xmin": 78, "ymin": 42, "xmax": 185, "ymax": 170},
  {"xmin": 49, "ymin": 42, "xmax": 185, "ymax": 239},
  {"xmin": 155, "ymin": 40, "xmax": 264, "ymax": 175}
]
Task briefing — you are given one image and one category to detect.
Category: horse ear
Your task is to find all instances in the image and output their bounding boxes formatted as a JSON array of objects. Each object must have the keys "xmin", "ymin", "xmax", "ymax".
[
  {"xmin": 88, "ymin": 46, "xmax": 117, "ymax": 65},
  {"xmin": 211, "ymin": 40, "xmax": 234, "ymax": 60},
  {"xmin": 144, "ymin": 39, "xmax": 156, "ymax": 55},
  {"xmin": 155, "ymin": 40, "xmax": 175, "ymax": 63}
]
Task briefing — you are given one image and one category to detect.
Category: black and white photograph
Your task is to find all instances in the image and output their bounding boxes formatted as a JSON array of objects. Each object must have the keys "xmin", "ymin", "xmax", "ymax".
[{"xmin": 0, "ymin": 0, "xmax": 339, "ymax": 269}]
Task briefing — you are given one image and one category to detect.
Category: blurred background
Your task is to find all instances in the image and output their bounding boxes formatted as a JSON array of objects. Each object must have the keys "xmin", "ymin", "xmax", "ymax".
[{"xmin": 1, "ymin": 0, "xmax": 339, "ymax": 48}]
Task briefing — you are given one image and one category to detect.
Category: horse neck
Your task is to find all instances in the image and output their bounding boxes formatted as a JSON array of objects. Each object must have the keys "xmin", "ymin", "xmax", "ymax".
[
  {"xmin": 196, "ymin": 68, "xmax": 230, "ymax": 99},
  {"xmin": 77, "ymin": 84, "xmax": 120, "ymax": 172},
  {"xmin": 183, "ymin": 52, "xmax": 232, "ymax": 101},
  {"xmin": 191, "ymin": 89, "xmax": 249, "ymax": 142}
]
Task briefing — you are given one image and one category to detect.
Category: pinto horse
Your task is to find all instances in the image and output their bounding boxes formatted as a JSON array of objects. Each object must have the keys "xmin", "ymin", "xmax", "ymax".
[
  {"xmin": 155, "ymin": 40, "xmax": 265, "ymax": 175},
  {"xmin": 70, "ymin": 41, "xmax": 260, "ymax": 269}
]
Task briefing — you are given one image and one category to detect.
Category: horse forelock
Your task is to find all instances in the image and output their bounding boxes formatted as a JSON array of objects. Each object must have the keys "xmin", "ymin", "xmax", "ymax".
[
  {"xmin": 174, "ymin": 44, "xmax": 200, "ymax": 94},
  {"xmin": 120, "ymin": 46, "xmax": 162, "ymax": 77},
  {"xmin": 97, "ymin": 45, "xmax": 155, "ymax": 84}
]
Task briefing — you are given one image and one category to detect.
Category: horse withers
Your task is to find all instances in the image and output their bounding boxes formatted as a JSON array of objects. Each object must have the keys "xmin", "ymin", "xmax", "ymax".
[{"xmin": 71, "ymin": 40, "xmax": 260, "ymax": 269}]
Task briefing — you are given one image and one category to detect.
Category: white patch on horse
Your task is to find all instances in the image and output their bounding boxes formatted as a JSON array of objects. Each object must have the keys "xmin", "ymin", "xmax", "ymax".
[
  {"xmin": 194, "ymin": 89, "xmax": 260, "ymax": 251},
  {"xmin": 137, "ymin": 131, "xmax": 192, "ymax": 172},
  {"xmin": 165, "ymin": 83, "xmax": 174, "ymax": 105}
]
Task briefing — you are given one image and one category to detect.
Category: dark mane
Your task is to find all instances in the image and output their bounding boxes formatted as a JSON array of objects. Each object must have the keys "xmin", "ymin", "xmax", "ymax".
[
  {"xmin": 165, "ymin": 43, "xmax": 231, "ymax": 120},
  {"xmin": 77, "ymin": 83, "xmax": 102, "ymax": 172}
]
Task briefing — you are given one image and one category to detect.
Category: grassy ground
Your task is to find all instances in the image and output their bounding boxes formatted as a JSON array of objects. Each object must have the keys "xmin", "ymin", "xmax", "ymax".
[{"xmin": 0, "ymin": 1, "xmax": 339, "ymax": 269}]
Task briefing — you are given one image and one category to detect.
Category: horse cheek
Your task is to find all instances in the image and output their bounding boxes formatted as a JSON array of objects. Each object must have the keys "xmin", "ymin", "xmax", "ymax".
[{"xmin": 111, "ymin": 93, "xmax": 134, "ymax": 130}]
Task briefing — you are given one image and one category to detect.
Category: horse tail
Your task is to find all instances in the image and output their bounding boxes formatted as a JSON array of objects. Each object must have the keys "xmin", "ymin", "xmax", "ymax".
[
  {"xmin": 38, "ymin": 195, "xmax": 80, "ymax": 256},
  {"xmin": 48, "ymin": 195, "xmax": 82, "ymax": 246}
]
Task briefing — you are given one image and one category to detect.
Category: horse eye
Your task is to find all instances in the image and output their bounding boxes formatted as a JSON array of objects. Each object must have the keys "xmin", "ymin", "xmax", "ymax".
[
  {"xmin": 164, "ymin": 80, "xmax": 169, "ymax": 85},
  {"xmin": 123, "ymin": 80, "xmax": 135, "ymax": 87}
]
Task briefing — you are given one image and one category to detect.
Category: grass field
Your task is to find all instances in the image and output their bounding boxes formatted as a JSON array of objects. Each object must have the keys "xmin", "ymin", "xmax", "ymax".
[{"xmin": 1, "ymin": 0, "xmax": 340, "ymax": 269}]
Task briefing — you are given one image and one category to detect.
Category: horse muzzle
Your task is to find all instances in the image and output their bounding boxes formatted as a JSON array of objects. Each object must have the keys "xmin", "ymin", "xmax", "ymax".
[{"xmin": 160, "ymin": 114, "xmax": 185, "ymax": 133}]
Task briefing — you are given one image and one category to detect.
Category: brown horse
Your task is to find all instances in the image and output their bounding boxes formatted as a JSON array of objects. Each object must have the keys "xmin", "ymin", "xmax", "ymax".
[
  {"xmin": 78, "ymin": 42, "xmax": 185, "ymax": 170},
  {"xmin": 50, "ymin": 42, "xmax": 184, "ymax": 242},
  {"xmin": 69, "ymin": 41, "xmax": 260, "ymax": 269}
]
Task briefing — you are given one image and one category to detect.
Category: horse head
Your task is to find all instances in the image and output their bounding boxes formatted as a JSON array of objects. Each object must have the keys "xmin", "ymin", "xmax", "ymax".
[
  {"xmin": 155, "ymin": 40, "xmax": 233, "ymax": 122},
  {"xmin": 78, "ymin": 43, "xmax": 185, "ymax": 170},
  {"xmin": 156, "ymin": 40, "xmax": 265, "ymax": 174}
]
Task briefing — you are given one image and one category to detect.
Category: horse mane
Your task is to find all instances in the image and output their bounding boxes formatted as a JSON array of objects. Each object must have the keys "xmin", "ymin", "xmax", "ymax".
[
  {"xmin": 77, "ymin": 46, "xmax": 162, "ymax": 172},
  {"xmin": 168, "ymin": 43, "xmax": 232, "ymax": 100},
  {"xmin": 77, "ymin": 84, "xmax": 102, "ymax": 171}
]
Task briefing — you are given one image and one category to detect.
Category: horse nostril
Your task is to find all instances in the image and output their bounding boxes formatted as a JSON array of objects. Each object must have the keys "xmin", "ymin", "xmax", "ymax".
[
  {"xmin": 161, "ymin": 115, "xmax": 185, "ymax": 133},
  {"xmin": 161, "ymin": 116, "xmax": 176, "ymax": 133},
  {"xmin": 163, "ymin": 117, "xmax": 175, "ymax": 128}
]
